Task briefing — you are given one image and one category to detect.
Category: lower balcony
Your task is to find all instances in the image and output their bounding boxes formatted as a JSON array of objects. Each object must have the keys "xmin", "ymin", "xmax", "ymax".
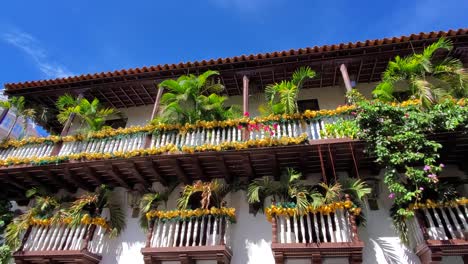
[
  {"xmin": 407, "ymin": 202, "xmax": 468, "ymax": 263},
  {"xmin": 13, "ymin": 223, "xmax": 106, "ymax": 264},
  {"xmin": 141, "ymin": 209, "xmax": 233, "ymax": 264},
  {"xmin": 270, "ymin": 207, "xmax": 363, "ymax": 264}
]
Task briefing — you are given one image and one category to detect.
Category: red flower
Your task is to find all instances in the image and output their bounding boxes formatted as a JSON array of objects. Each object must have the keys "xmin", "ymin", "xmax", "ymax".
[{"xmin": 244, "ymin": 112, "xmax": 250, "ymax": 117}]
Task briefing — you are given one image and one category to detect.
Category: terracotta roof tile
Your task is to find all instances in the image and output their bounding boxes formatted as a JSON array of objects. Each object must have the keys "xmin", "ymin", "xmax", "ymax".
[{"xmin": 4, "ymin": 28, "xmax": 468, "ymax": 91}]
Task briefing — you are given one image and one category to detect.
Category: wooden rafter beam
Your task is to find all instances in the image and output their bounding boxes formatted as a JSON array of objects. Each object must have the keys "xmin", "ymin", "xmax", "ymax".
[
  {"xmin": 173, "ymin": 158, "xmax": 190, "ymax": 184},
  {"xmin": 216, "ymin": 155, "xmax": 232, "ymax": 183},
  {"xmin": 119, "ymin": 86, "xmax": 136, "ymax": 107},
  {"xmin": 123, "ymin": 162, "xmax": 151, "ymax": 187},
  {"xmin": 22, "ymin": 171, "xmax": 50, "ymax": 192},
  {"xmin": 39, "ymin": 169, "xmax": 75, "ymax": 193},
  {"xmin": 96, "ymin": 89, "xmax": 117, "ymax": 108},
  {"xmin": 109, "ymin": 88, "xmax": 127, "ymax": 108},
  {"xmin": 103, "ymin": 165, "xmax": 131, "ymax": 189},
  {"xmin": 243, "ymin": 154, "xmax": 255, "ymax": 179},
  {"xmin": 189, "ymin": 157, "xmax": 206, "ymax": 181},
  {"xmin": 63, "ymin": 167, "xmax": 91, "ymax": 191},
  {"xmin": 369, "ymin": 58, "xmax": 378, "ymax": 83},
  {"xmin": 81, "ymin": 166, "xmax": 103, "ymax": 186},
  {"xmin": 129, "ymin": 85, "xmax": 145, "ymax": 105},
  {"xmin": 142, "ymin": 159, "xmax": 167, "ymax": 186},
  {"xmin": 356, "ymin": 60, "xmax": 363, "ymax": 83},
  {"xmin": 141, "ymin": 84, "xmax": 155, "ymax": 103}
]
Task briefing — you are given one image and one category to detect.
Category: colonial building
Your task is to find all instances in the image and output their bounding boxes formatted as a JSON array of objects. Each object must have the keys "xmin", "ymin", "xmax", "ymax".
[{"xmin": 1, "ymin": 28, "xmax": 468, "ymax": 264}]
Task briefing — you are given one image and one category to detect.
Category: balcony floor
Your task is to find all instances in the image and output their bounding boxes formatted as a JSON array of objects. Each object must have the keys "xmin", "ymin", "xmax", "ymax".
[
  {"xmin": 13, "ymin": 250, "xmax": 102, "ymax": 264},
  {"xmin": 141, "ymin": 245, "xmax": 232, "ymax": 264}
]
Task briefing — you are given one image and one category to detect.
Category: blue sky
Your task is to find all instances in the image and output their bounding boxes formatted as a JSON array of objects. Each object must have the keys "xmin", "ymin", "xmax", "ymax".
[{"xmin": 0, "ymin": 0, "xmax": 467, "ymax": 85}]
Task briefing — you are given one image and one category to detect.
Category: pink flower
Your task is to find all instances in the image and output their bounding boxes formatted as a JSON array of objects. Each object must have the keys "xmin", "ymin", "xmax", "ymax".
[
  {"xmin": 351, "ymin": 111, "xmax": 357, "ymax": 116},
  {"xmin": 404, "ymin": 113, "xmax": 409, "ymax": 118},
  {"xmin": 419, "ymin": 187, "xmax": 424, "ymax": 191},
  {"xmin": 273, "ymin": 123, "xmax": 278, "ymax": 130},
  {"xmin": 439, "ymin": 163, "xmax": 445, "ymax": 168},
  {"xmin": 237, "ymin": 125, "xmax": 243, "ymax": 130},
  {"xmin": 428, "ymin": 173, "xmax": 437, "ymax": 179},
  {"xmin": 388, "ymin": 193, "xmax": 395, "ymax": 199},
  {"xmin": 244, "ymin": 112, "xmax": 250, "ymax": 117},
  {"xmin": 423, "ymin": 165, "xmax": 431, "ymax": 171}
]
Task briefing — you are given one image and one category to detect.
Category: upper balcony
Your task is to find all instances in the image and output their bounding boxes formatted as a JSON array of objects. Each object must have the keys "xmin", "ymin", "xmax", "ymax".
[{"xmin": 0, "ymin": 106, "xmax": 370, "ymax": 200}]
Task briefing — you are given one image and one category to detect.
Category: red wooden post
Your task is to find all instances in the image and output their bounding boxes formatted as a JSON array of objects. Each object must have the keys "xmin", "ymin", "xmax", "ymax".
[
  {"xmin": 220, "ymin": 218, "xmax": 226, "ymax": 246},
  {"xmin": 146, "ymin": 220, "xmax": 155, "ymax": 248},
  {"xmin": 345, "ymin": 194, "xmax": 360, "ymax": 242},
  {"xmin": 60, "ymin": 93, "xmax": 83, "ymax": 137},
  {"xmin": 271, "ymin": 216, "xmax": 278, "ymax": 243},
  {"xmin": 242, "ymin": 75, "xmax": 249, "ymax": 115},
  {"xmin": 17, "ymin": 226, "xmax": 32, "ymax": 252},
  {"xmin": 339, "ymin": 64, "xmax": 353, "ymax": 92},
  {"xmin": 150, "ymin": 87, "xmax": 164, "ymax": 121}
]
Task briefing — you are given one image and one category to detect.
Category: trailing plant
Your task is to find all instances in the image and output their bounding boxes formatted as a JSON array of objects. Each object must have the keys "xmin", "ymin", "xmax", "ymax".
[
  {"xmin": 247, "ymin": 168, "xmax": 310, "ymax": 214},
  {"xmin": 352, "ymin": 98, "xmax": 468, "ymax": 240},
  {"xmin": 321, "ymin": 118, "xmax": 359, "ymax": 139},
  {"xmin": 264, "ymin": 67, "xmax": 316, "ymax": 115},
  {"xmin": 247, "ymin": 168, "xmax": 371, "ymax": 217},
  {"xmin": 345, "ymin": 89, "xmax": 366, "ymax": 104},
  {"xmin": 138, "ymin": 181, "xmax": 178, "ymax": 230},
  {"xmin": 373, "ymin": 38, "xmax": 468, "ymax": 108},
  {"xmin": 177, "ymin": 180, "xmax": 231, "ymax": 210},
  {"xmin": 145, "ymin": 207, "xmax": 236, "ymax": 223},
  {"xmin": 56, "ymin": 94, "xmax": 117, "ymax": 134},
  {"xmin": 67, "ymin": 185, "xmax": 125, "ymax": 237},
  {"xmin": 5, "ymin": 188, "xmax": 60, "ymax": 249},
  {"xmin": 0, "ymin": 245, "xmax": 11, "ymax": 264},
  {"xmin": 155, "ymin": 70, "xmax": 241, "ymax": 124},
  {"xmin": 0, "ymin": 96, "xmax": 36, "ymax": 140}
]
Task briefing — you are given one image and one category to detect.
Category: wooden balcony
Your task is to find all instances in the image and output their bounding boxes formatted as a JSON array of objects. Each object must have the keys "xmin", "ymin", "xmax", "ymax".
[
  {"xmin": 141, "ymin": 210, "xmax": 233, "ymax": 264},
  {"xmin": 0, "ymin": 116, "xmax": 376, "ymax": 201},
  {"xmin": 13, "ymin": 223, "xmax": 106, "ymax": 264},
  {"xmin": 407, "ymin": 204, "xmax": 468, "ymax": 263},
  {"xmin": 270, "ymin": 207, "xmax": 364, "ymax": 264}
]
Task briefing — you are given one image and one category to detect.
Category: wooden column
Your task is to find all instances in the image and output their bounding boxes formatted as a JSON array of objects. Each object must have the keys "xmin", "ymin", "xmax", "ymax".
[
  {"xmin": 146, "ymin": 220, "xmax": 155, "ymax": 247},
  {"xmin": 150, "ymin": 87, "xmax": 164, "ymax": 121},
  {"xmin": 345, "ymin": 194, "xmax": 360, "ymax": 242},
  {"xmin": 271, "ymin": 216, "xmax": 278, "ymax": 243},
  {"xmin": 60, "ymin": 93, "xmax": 83, "ymax": 137},
  {"xmin": 339, "ymin": 64, "xmax": 353, "ymax": 92},
  {"xmin": 242, "ymin": 75, "xmax": 249, "ymax": 115}
]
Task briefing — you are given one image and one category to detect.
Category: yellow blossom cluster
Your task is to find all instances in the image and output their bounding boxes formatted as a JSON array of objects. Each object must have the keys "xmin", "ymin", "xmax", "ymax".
[
  {"xmin": 0, "ymin": 135, "xmax": 61, "ymax": 148},
  {"xmin": 0, "ymin": 144, "xmax": 178, "ymax": 167},
  {"xmin": 408, "ymin": 197, "xmax": 468, "ymax": 211},
  {"xmin": 28, "ymin": 215, "xmax": 110, "ymax": 230},
  {"xmin": 265, "ymin": 201, "xmax": 356, "ymax": 222},
  {"xmin": 145, "ymin": 207, "xmax": 236, "ymax": 222},
  {"xmin": 181, "ymin": 134, "xmax": 308, "ymax": 153}
]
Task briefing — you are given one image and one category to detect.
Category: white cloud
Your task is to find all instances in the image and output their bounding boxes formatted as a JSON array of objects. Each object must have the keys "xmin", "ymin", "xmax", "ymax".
[{"xmin": 2, "ymin": 29, "xmax": 74, "ymax": 79}]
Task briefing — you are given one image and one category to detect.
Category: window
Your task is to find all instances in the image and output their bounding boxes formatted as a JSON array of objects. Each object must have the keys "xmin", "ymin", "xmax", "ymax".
[
  {"xmin": 104, "ymin": 118, "xmax": 128, "ymax": 129},
  {"xmin": 297, "ymin": 99, "xmax": 320, "ymax": 112}
]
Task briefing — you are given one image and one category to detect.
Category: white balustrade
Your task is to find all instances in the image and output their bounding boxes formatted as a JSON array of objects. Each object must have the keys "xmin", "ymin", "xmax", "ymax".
[
  {"xmin": 150, "ymin": 216, "xmax": 230, "ymax": 248},
  {"xmin": 275, "ymin": 209, "xmax": 352, "ymax": 244},
  {"xmin": 0, "ymin": 144, "xmax": 53, "ymax": 160},
  {"xmin": 410, "ymin": 206, "xmax": 468, "ymax": 244},
  {"xmin": 22, "ymin": 223, "xmax": 106, "ymax": 254},
  {"xmin": 58, "ymin": 133, "xmax": 146, "ymax": 156}
]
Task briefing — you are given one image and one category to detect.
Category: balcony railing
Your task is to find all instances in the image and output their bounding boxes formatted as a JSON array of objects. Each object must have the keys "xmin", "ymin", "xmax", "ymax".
[
  {"xmin": 148, "ymin": 214, "xmax": 231, "ymax": 248},
  {"xmin": 274, "ymin": 208, "xmax": 352, "ymax": 244},
  {"xmin": 21, "ymin": 223, "xmax": 105, "ymax": 254},
  {"xmin": 269, "ymin": 201, "xmax": 364, "ymax": 264},
  {"xmin": 14, "ymin": 222, "xmax": 106, "ymax": 264},
  {"xmin": 0, "ymin": 115, "xmax": 350, "ymax": 167},
  {"xmin": 142, "ymin": 209, "xmax": 234, "ymax": 264},
  {"xmin": 407, "ymin": 202, "xmax": 468, "ymax": 262}
]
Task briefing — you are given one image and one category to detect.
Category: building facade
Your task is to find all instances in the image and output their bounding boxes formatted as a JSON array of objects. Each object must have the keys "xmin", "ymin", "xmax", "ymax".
[{"xmin": 1, "ymin": 29, "xmax": 468, "ymax": 264}]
